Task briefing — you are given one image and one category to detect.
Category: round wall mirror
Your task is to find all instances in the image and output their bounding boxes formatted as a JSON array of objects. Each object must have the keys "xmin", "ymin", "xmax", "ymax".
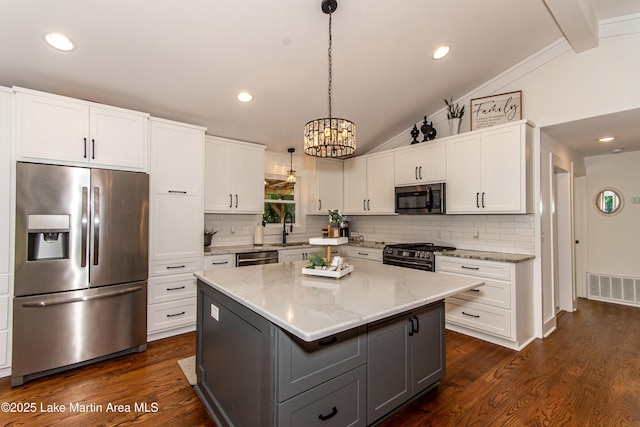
[{"xmin": 594, "ymin": 187, "xmax": 624, "ymax": 216}]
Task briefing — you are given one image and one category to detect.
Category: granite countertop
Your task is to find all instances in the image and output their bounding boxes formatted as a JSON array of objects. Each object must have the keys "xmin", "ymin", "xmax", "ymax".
[
  {"xmin": 194, "ymin": 259, "xmax": 483, "ymax": 342},
  {"xmin": 204, "ymin": 240, "xmax": 391, "ymax": 255},
  {"xmin": 437, "ymin": 249, "xmax": 534, "ymax": 263}
]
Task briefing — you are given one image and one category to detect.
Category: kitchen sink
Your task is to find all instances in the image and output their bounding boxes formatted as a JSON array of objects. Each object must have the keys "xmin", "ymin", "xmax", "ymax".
[{"xmin": 269, "ymin": 242, "xmax": 310, "ymax": 248}]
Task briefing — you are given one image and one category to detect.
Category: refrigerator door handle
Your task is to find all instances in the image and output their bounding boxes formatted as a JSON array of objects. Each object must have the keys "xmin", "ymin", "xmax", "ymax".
[
  {"xmin": 93, "ymin": 186, "xmax": 100, "ymax": 265},
  {"xmin": 20, "ymin": 285, "xmax": 143, "ymax": 308},
  {"xmin": 81, "ymin": 186, "xmax": 89, "ymax": 267}
]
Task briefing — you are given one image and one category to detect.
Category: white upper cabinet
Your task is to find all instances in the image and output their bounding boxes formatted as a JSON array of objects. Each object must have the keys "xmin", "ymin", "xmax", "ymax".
[
  {"xmin": 394, "ymin": 140, "xmax": 446, "ymax": 186},
  {"xmin": 204, "ymin": 136, "xmax": 265, "ymax": 214},
  {"xmin": 313, "ymin": 158, "xmax": 344, "ymax": 214},
  {"xmin": 15, "ymin": 88, "xmax": 148, "ymax": 171},
  {"xmin": 343, "ymin": 151, "xmax": 395, "ymax": 215},
  {"xmin": 149, "ymin": 118, "xmax": 205, "ymax": 262},
  {"xmin": 446, "ymin": 120, "xmax": 532, "ymax": 214}
]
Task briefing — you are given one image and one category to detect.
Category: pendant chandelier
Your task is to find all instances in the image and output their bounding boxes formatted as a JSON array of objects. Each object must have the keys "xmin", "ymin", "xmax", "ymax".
[
  {"xmin": 304, "ymin": 0, "xmax": 356, "ymax": 158},
  {"xmin": 286, "ymin": 148, "xmax": 297, "ymax": 183}
]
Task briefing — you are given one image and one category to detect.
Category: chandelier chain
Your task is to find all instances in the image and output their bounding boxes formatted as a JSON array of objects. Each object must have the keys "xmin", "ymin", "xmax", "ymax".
[{"xmin": 327, "ymin": 5, "xmax": 332, "ymax": 121}]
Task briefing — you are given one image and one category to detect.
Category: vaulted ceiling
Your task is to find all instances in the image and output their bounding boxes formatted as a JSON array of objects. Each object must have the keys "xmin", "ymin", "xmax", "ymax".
[{"xmin": 1, "ymin": 0, "xmax": 638, "ymax": 157}]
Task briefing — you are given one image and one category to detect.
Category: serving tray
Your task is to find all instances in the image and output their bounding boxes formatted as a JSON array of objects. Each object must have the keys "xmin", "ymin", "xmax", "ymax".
[{"xmin": 302, "ymin": 264, "xmax": 354, "ymax": 279}]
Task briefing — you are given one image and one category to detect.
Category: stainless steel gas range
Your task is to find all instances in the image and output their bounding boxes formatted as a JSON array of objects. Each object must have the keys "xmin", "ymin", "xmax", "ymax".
[{"xmin": 383, "ymin": 242, "xmax": 456, "ymax": 272}]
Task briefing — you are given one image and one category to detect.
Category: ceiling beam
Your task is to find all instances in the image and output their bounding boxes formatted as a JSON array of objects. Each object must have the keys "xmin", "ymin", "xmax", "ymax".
[{"xmin": 544, "ymin": 0, "xmax": 599, "ymax": 52}]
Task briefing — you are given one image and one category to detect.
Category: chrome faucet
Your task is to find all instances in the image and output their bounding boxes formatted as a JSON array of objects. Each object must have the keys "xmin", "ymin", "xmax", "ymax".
[{"xmin": 283, "ymin": 212, "xmax": 293, "ymax": 245}]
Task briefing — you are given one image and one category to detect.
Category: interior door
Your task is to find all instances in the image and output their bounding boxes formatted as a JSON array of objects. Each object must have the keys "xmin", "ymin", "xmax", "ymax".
[{"xmin": 89, "ymin": 169, "xmax": 149, "ymax": 287}]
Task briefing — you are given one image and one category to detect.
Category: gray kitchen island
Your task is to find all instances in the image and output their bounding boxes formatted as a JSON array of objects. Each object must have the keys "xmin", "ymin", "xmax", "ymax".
[{"xmin": 194, "ymin": 259, "xmax": 484, "ymax": 426}]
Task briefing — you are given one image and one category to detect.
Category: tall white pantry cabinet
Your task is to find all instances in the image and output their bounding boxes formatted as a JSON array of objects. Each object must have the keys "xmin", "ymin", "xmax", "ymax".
[
  {"xmin": 0, "ymin": 88, "xmax": 13, "ymax": 377},
  {"xmin": 147, "ymin": 118, "xmax": 206, "ymax": 340}
]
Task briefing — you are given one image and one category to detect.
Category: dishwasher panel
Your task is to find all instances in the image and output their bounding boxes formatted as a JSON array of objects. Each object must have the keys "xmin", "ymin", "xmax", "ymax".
[{"xmin": 236, "ymin": 251, "xmax": 279, "ymax": 267}]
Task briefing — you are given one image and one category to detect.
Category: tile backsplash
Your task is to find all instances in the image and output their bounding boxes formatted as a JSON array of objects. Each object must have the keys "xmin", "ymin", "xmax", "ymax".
[
  {"xmin": 348, "ymin": 214, "xmax": 534, "ymax": 254},
  {"xmin": 205, "ymin": 213, "xmax": 534, "ymax": 255}
]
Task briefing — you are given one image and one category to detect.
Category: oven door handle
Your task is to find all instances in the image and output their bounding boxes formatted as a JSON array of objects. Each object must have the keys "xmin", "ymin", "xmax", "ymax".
[{"xmin": 383, "ymin": 258, "xmax": 433, "ymax": 270}]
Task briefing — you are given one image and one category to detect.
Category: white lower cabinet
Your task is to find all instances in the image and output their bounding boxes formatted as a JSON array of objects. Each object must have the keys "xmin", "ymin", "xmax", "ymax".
[
  {"xmin": 204, "ymin": 254, "xmax": 236, "ymax": 270},
  {"xmin": 278, "ymin": 247, "xmax": 323, "ymax": 263},
  {"xmin": 436, "ymin": 255, "xmax": 534, "ymax": 350},
  {"xmin": 147, "ymin": 274, "xmax": 197, "ymax": 334},
  {"xmin": 343, "ymin": 246, "xmax": 383, "ymax": 263}
]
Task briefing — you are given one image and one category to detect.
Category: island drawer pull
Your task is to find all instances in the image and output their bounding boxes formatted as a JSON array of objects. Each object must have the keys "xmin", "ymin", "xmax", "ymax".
[
  {"xmin": 166, "ymin": 311, "xmax": 186, "ymax": 318},
  {"xmin": 358, "ymin": 252, "xmax": 369, "ymax": 256},
  {"xmin": 166, "ymin": 286, "xmax": 186, "ymax": 291},
  {"xmin": 318, "ymin": 406, "xmax": 338, "ymax": 421},
  {"xmin": 168, "ymin": 190, "xmax": 187, "ymax": 194},
  {"xmin": 318, "ymin": 336, "xmax": 338, "ymax": 346},
  {"xmin": 211, "ymin": 261, "xmax": 229, "ymax": 265},
  {"xmin": 461, "ymin": 265, "xmax": 480, "ymax": 270},
  {"xmin": 469, "ymin": 288, "xmax": 481, "ymax": 292},
  {"xmin": 166, "ymin": 265, "xmax": 186, "ymax": 270},
  {"xmin": 462, "ymin": 311, "xmax": 480, "ymax": 318}
]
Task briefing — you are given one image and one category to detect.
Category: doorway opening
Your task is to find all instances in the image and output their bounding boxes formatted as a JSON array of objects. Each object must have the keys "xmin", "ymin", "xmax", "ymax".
[{"xmin": 551, "ymin": 155, "xmax": 575, "ymax": 313}]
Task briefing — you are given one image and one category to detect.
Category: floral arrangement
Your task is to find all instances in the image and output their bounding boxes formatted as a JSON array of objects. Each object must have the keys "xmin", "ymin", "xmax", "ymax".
[
  {"xmin": 444, "ymin": 98, "xmax": 465, "ymax": 119},
  {"xmin": 328, "ymin": 209, "xmax": 342, "ymax": 224}
]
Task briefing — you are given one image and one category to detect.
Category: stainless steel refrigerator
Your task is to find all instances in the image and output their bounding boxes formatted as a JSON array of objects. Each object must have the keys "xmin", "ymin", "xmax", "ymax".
[{"xmin": 12, "ymin": 162, "xmax": 149, "ymax": 386}]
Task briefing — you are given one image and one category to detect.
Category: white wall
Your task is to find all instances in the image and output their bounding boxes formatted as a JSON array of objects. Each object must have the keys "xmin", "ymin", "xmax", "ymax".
[
  {"xmin": 500, "ymin": 28, "xmax": 640, "ymax": 337},
  {"xmin": 585, "ymin": 151, "xmax": 640, "ymax": 277}
]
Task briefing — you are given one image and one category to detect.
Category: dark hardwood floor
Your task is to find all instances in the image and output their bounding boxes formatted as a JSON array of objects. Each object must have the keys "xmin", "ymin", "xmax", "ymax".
[{"xmin": 0, "ymin": 298, "xmax": 638, "ymax": 426}]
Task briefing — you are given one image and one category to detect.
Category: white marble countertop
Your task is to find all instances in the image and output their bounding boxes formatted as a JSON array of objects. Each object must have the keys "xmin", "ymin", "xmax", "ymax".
[{"xmin": 194, "ymin": 259, "xmax": 483, "ymax": 342}]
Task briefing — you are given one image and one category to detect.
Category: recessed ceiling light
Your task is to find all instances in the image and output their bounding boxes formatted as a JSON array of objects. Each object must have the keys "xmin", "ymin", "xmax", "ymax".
[
  {"xmin": 44, "ymin": 33, "xmax": 75, "ymax": 51},
  {"xmin": 598, "ymin": 136, "xmax": 615, "ymax": 142},
  {"xmin": 610, "ymin": 147, "xmax": 624, "ymax": 154},
  {"xmin": 432, "ymin": 45, "xmax": 450, "ymax": 60},
  {"xmin": 237, "ymin": 92, "xmax": 253, "ymax": 103}
]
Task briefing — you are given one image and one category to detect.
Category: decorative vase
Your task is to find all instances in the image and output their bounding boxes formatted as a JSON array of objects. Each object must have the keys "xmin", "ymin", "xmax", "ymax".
[
  {"xmin": 204, "ymin": 234, "xmax": 213, "ymax": 247},
  {"xmin": 448, "ymin": 118, "xmax": 461, "ymax": 135}
]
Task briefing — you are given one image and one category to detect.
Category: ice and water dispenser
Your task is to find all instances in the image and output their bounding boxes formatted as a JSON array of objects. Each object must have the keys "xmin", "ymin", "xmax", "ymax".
[{"xmin": 27, "ymin": 214, "xmax": 70, "ymax": 261}]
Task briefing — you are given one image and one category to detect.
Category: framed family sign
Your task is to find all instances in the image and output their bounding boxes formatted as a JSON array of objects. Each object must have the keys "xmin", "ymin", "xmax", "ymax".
[{"xmin": 470, "ymin": 90, "xmax": 522, "ymax": 130}]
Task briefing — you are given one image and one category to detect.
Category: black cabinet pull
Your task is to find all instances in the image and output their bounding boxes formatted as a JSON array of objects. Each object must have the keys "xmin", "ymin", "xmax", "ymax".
[
  {"xmin": 166, "ymin": 265, "xmax": 186, "ymax": 270},
  {"xmin": 229, "ymin": 194, "xmax": 233, "ymax": 208},
  {"xmin": 83, "ymin": 137, "xmax": 87, "ymax": 158},
  {"xmin": 367, "ymin": 199, "xmax": 370, "ymax": 210},
  {"xmin": 462, "ymin": 311, "xmax": 480, "ymax": 318},
  {"xmin": 358, "ymin": 252, "xmax": 369, "ymax": 256},
  {"xmin": 318, "ymin": 407, "xmax": 338, "ymax": 421},
  {"xmin": 166, "ymin": 311, "xmax": 186, "ymax": 318},
  {"xmin": 318, "ymin": 336, "xmax": 338, "ymax": 346},
  {"xmin": 408, "ymin": 318, "xmax": 415, "ymax": 336},
  {"xmin": 482, "ymin": 192, "xmax": 485, "ymax": 208},
  {"xmin": 235, "ymin": 194, "xmax": 238, "ymax": 208},
  {"xmin": 413, "ymin": 315, "xmax": 420, "ymax": 333},
  {"xmin": 318, "ymin": 199, "xmax": 322, "ymax": 211},
  {"xmin": 418, "ymin": 166, "xmax": 422, "ymax": 180},
  {"xmin": 476, "ymin": 192, "xmax": 480, "ymax": 208},
  {"xmin": 461, "ymin": 265, "xmax": 480, "ymax": 270},
  {"xmin": 166, "ymin": 286, "xmax": 186, "ymax": 291},
  {"xmin": 469, "ymin": 288, "xmax": 481, "ymax": 292},
  {"xmin": 168, "ymin": 190, "xmax": 187, "ymax": 194},
  {"xmin": 415, "ymin": 166, "xmax": 419, "ymax": 180},
  {"xmin": 91, "ymin": 139, "xmax": 95, "ymax": 159}
]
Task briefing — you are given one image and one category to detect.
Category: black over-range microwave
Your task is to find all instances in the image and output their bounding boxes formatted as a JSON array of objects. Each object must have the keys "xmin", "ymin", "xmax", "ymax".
[{"xmin": 395, "ymin": 183, "xmax": 446, "ymax": 214}]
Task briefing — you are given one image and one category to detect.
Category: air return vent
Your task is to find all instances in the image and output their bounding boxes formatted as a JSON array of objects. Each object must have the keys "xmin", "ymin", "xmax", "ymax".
[{"xmin": 588, "ymin": 273, "xmax": 640, "ymax": 307}]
